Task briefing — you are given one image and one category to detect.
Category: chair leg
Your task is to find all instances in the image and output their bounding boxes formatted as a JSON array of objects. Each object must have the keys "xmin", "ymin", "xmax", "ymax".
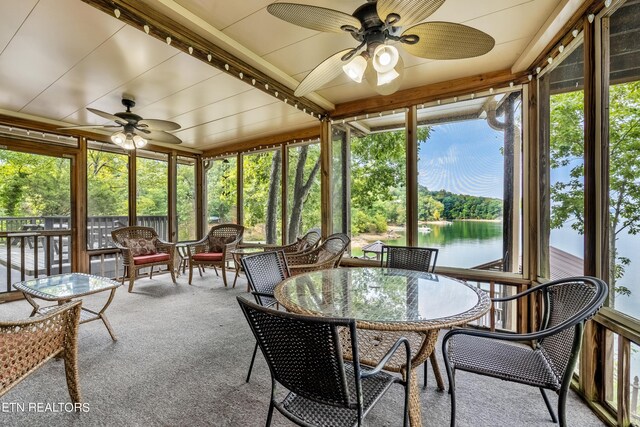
[
  {"xmin": 121, "ymin": 266, "xmax": 127, "ymax": 286},
  {"xmin": 128, "ymin": 268, "xmax": 135, "ymax": 293},
  {"xmin": 169, "ymin": 263, "xmax": 177, "ymax": 285},
  {"xmin": 149, "ymin": 266, "xmax": 154, "ymax": 279},
  {"xmin": 265, "ymin": 401, "xmax": 275, "ymax": 427},
  {"xmin": 188, "ymin": 262, "xmax": 194, "ymax": 285},
  {"xmin": 403, "ymin": 369, "xmax": 410, "ymax": 427},
  {"xmin": 63, "ymin": 348, "xmax": 81, "ymax": 404},
  {"xmin": 423, "ymin": 361, "xmax": 428, "ymax": 389},
  {"xmin": 539, "ymin": 388, "xmax": 558, "ymax": 423},
  {"xmin": 443, "ymin": 343, "xmax": 456, "ymax": 427},
  {"xmin": 246, "ymin": 341, "xmax": 259, "ymax": 383},
  {"xmin": 222, "ymin": 263, "xmax": 228, "ymax": 287}
]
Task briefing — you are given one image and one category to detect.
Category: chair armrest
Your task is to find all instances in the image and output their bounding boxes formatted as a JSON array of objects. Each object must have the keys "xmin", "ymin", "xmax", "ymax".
[
  {"xmin": 361, "ymin": 336, "xmax": 411, "ymax": 379},
  {"xmin": 289, "ymin": 258, "xmax": 338, "ymax": 275},
  {"xmin": 251, "ymin": 291, "xmax": 274, "ymax": 299},
  {"xmin": 155, "ymin": 240, "xmax": 175, "ymax": 253},
  {"xmin": 187, "ymin": 238, "xmax": 209, "ymax": 256}
]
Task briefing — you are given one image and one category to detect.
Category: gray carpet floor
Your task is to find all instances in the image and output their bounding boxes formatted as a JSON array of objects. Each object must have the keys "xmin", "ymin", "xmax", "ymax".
[{"xmin": 0, "ymin": 271, "xmax": 605, "ymax": 426}]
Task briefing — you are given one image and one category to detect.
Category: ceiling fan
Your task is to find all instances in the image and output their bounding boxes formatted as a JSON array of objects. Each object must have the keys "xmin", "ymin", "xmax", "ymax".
[
  {"xmin": 267, "ymin": 0, "xmax": 495, "ymax": 96},
  {"xmin": 61, "ymin": 96, "xmax": 182, "ymax": 150}
]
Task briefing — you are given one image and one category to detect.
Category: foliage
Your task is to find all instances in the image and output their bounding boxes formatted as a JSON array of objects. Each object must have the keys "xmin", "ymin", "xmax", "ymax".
[
  {"xmin": 177, "ymin": 161, "xmax": 196, "ymax": 241},
  {"xmin": 87, "ymin": 149, "xmax": 128, "ymax": 217},
  {"xmin": 206, "ymin": 158, "xmax": 237, "ymax": 225},
  {"xmin": 287, "ymin": 144, "xmax": 321, "ymax": 242},
  {"xmin": 549, "ymin": 81, "xmax": 640, "ymax": 305},
  {"xmin": 0, "ymin": 150, "xmax": 70, "ymax": 217},
  {"xmin": 420, "ymin": 187, "xmax": 502, "ymax": 220}
]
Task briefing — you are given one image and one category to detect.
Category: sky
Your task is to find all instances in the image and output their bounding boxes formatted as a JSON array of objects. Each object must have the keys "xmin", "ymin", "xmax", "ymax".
[{"xmin": 417, "ymin": 119, "xmax": 506, "ymax": 199}]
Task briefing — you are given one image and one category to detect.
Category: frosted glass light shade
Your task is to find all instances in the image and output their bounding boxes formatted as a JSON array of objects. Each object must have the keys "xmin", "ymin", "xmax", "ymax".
[{"xmin": 342, "ymin": 55, "xmax": 367, "ymax": 83}]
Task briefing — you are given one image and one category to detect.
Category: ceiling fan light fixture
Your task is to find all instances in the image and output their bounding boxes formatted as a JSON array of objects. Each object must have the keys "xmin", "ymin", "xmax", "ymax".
[
  {"xmin": 122, "ymin": 135, "xmax": 136, "ymax": 151},
  {"xmin": 372, "ymin": 44, "xmax": 399, "ymax": 73},
  {"xmin": 377, "ymin": 68, "xmax": 400, "ymax": 86},
  {"xmin": 111, "ymin": 132, "xmax": 126, "ymax": 146},
  {"xmin": 133, "ymin": 134, "xmax": 147, "ymax": 148},
  {"xmin": 342, "ymin": 55, "xmax": 367, "ymax": 83}
]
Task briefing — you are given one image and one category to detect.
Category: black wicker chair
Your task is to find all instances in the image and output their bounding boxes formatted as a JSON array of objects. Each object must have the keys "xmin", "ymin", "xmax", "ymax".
[
  {"xmin": 241, "ymin": 250, "xmax": 290, "ymax": 383},
  {"xmin": 442, "ymin": 276, "xmax": 608, "ymax": 427},
  {"xmin": 381, "ymin": 244, "xmax": 439, "ymax": 389},
  {"xmin": 237, "ymin": 296, "xmax": 411, "ymax": 427}
]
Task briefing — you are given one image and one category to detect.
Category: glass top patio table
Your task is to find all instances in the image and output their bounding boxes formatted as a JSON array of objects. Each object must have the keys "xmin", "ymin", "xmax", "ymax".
[
  {"xmin": 274, "ymin": 267, "xmax": 489, "ymax": 328},
  {"xmin": 13, "ymin": 273, "xmax": 121, "ymax": 341},
  {"xmin": 13, "ymin": 272, "xmax": 120, "ymax": 300},
  {"xmin": 275, "ymin": 267, "xmax": 490, "ymax": 427}
]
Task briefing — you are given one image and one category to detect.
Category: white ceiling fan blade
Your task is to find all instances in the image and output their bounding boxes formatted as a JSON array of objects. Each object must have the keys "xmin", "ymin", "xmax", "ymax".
[
  {"xmin": 138, "ymin": 129, "xmax": 182, "ymax": 144},
  {"xmin": 87, "ymin": 108, "xmax": 127, "ymax": 125},
  {"xmin": 377, "ymin": 0, "xmax": 445, "ymax": 27},
  {"xmin": 401, "ymin": 22, "xmax": 495, "ymax": 60},
  {"xmin": 267, "ymin": 3, "xmax": 361, "ymax": 33},
  {"xmin": 295, "ymin": 49, "xmax": 354, "ymax": 97},
  {"xmin": 137, "ymin": 119, "xmax": 181, "ymax": 131}
]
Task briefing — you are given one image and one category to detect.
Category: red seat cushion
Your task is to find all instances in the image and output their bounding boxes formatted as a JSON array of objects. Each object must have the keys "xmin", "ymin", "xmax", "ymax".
[
  {"xmin": 133, "ymin": 253, "xmax": 171, "ymax": 265},
  {"xmin": 192, "ymin": 252, "xmax": 223, "ymax": 262}
]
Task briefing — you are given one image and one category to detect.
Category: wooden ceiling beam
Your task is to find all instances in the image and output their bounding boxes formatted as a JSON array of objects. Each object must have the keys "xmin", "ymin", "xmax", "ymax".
[
  {"xmin": 201, "ymin": 125, "xmax": 321, "ymax": 158},
  {"xmin": 81, "ymin": 0, "xmax": 327, "ymax": 119},
  {"xmin": 330, "ymin": 69, "xmax": 529, "ymax": 120}
]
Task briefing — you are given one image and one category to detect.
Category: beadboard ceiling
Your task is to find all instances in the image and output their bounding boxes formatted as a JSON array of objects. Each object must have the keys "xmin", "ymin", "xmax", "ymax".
[{"xmin": 0, "ymin": 0, "xmax": 567, "ymax": 151}]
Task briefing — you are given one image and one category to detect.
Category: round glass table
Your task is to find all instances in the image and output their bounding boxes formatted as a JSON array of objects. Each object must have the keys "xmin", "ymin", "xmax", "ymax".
[{"xmin": 275, "ymin": 267, "xmax": 490, "ymax": 426}]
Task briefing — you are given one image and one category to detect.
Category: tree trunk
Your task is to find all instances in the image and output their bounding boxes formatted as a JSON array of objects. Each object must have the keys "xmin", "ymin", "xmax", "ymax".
[
  {"xmin": 287, "ymin": 146, "xmax": 320, "ymax": 243},
  {"xmin": 609, "ymin": 223, "xmax": 617, "ymax": 307},
  {"xmin": 265, "ymin": 150, "xmax": 282, "ymax": 244}
]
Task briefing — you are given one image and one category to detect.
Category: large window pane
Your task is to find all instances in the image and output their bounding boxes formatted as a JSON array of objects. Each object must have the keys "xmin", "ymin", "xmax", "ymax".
[
  {"xmin": 205, "ymin": 157, "xmax": 238, "ymax": 227},
  {"xmin": 286, "ymin": 143, "xmax": 321, "ymax": 243},
  {"xmin": 243, "ymin": 150, "xmax": 282, "ymax": 244},
  {"xmin": 177, "ymin": 156, "xmax": 196, "ymax": 241},
  {"xmin": 87, "ymin": 145, "xmax": 128, "ymax": 249},
  {"xmin": 136, "ymin": 152, "xmax": 168, "ymax": 240},
  {"xmin": 332, "ymin": 127, "xmax": 348, "ymax": 235},
  {"xmin": 606, "ymin": 1, "xmax": 640, "ymax": 318},
  {"xmin": 346, "ymin": 111, "xmax": 406, "ymax": 258},
  {"xmin": 0, "ymin": 148, "xmax": 71, "ymax": 288},
  {"xmin": 417, "ymin": 91, "xmax": 522, "ymax": 270},
  {"xmin": 540, "ymin": 41, "xmax": 585, "ymax": 280}
]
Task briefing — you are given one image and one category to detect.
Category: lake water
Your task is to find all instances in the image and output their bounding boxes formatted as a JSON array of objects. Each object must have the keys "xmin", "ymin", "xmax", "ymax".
[{"xmin": 351, "ymin": 220, "xmax": 504, "ymax": 269}]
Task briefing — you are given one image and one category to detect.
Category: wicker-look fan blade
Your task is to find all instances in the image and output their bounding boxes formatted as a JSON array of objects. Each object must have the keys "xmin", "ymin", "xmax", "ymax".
[
  {"xmin": 295, "ymin": 49, "xmax": 353, "ymax": 97},
  {"xmin": 377, "ymin": 0, "xmax": 445, "ymax": 27},
  {"xmin": 137, "ymin": 118, "xmax": 181, "ymax": 131},
  {"xmin": 58, "ymin": 124, "xmax": 122, "ymax": 130},
  {"xmin": 267, "ymin": 3, "xmax": 361, "ymax": 33},
  {"xmin": 401, "ymin": 22, "xmax": 495, "ymax": 60},
  {"xmin": 87, "ymin": 108, "xmax": 127, "ymax": 125},
  {"xmin": 137, "ymin": 129, "xmax": 182, "ymax": 144}
]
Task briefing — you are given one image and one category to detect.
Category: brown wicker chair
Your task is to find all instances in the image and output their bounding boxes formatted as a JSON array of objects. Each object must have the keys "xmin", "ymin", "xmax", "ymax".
[
  {"xmin": 268, "ymin": 227, "xmax": 322, "ymax": 254},
  {"xmin": 111, "ymin": 226, "xmax": 177, "ymax": 293},
  {"xmin": 0, "ymin": 300, "xmax": 82, "ymax": 403},
  {"xmin": 381, "ymin": 244, "xmax": 440, "ymax": 389},
  {"xmin": 187, "ymin": 224, "xmax": 244, "ymax": 287},
  {"xmin": 285, "ymin": 233, "xmax": 350, "ymax": 276}
]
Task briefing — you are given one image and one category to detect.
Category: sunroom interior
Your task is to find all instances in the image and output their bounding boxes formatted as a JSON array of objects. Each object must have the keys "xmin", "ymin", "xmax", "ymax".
[{"xmin": 0, "ymin": 0, "xmax": 639, "ymax": 425}]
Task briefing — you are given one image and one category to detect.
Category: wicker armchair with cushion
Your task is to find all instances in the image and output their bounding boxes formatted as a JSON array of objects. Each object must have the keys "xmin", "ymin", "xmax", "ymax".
[
  {"xmin": 241, "ymin": 250, "xmax": 290, "ymax": 382},
  {"xmin": 442, "ymin": 276, "xmax": 607, "ymax": 427},
  {"xmin": 381, "ymin": 245, "xmax": 440, "ymax": 389},
  {"xmin": 237, "ymin": 295, "xmax": 411, "ymax": 427},
  {"xmin": 187, "ymin": 224, "xmax": 244, "ymax": 287},
  {"xmin": 285, "ymin": 233, "xmax": 350, "ymax": 276},
  {"xmin": 269, "ymin": 227, "xmax": 322, "ymax": 254},
  {"xmin": 1, "ymin": 301, "xmax": 82, "ymax": 402},
  {"xmin": 111, "ymin": 226, "xmax": 177, "ymax": 293}
]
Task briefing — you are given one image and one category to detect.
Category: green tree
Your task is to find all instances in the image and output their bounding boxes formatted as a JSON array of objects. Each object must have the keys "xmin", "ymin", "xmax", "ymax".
[{"xmin": 550, "ymin": 81, "xmax": 640, "ymax": 306}]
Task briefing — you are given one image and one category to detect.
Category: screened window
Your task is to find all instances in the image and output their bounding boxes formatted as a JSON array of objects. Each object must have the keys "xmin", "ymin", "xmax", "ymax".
[
  {"xmin": 242, "ymin": 149, "xmax": 282, "ymax": 244},
  {"xmin": 417, "ymin": 91, "xmax": 522, "ymax": 270},
  {"xmin": 177, "ymin": 156, "xmax": 196, "ymax": 241},
  {"xmin": 286, "ymin": 142, "xmax": 321, "ymax": 243},
  {"xmin": 205, "ymin": 157, "xmax": 238, "ymax": 226},
  {"xmin": 87, "ymin": 145, "xmax": 129, "ymax": 249},
  {"xmin": 136, "ymin": 151, "xmax": 168, "ymax": 240}
]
